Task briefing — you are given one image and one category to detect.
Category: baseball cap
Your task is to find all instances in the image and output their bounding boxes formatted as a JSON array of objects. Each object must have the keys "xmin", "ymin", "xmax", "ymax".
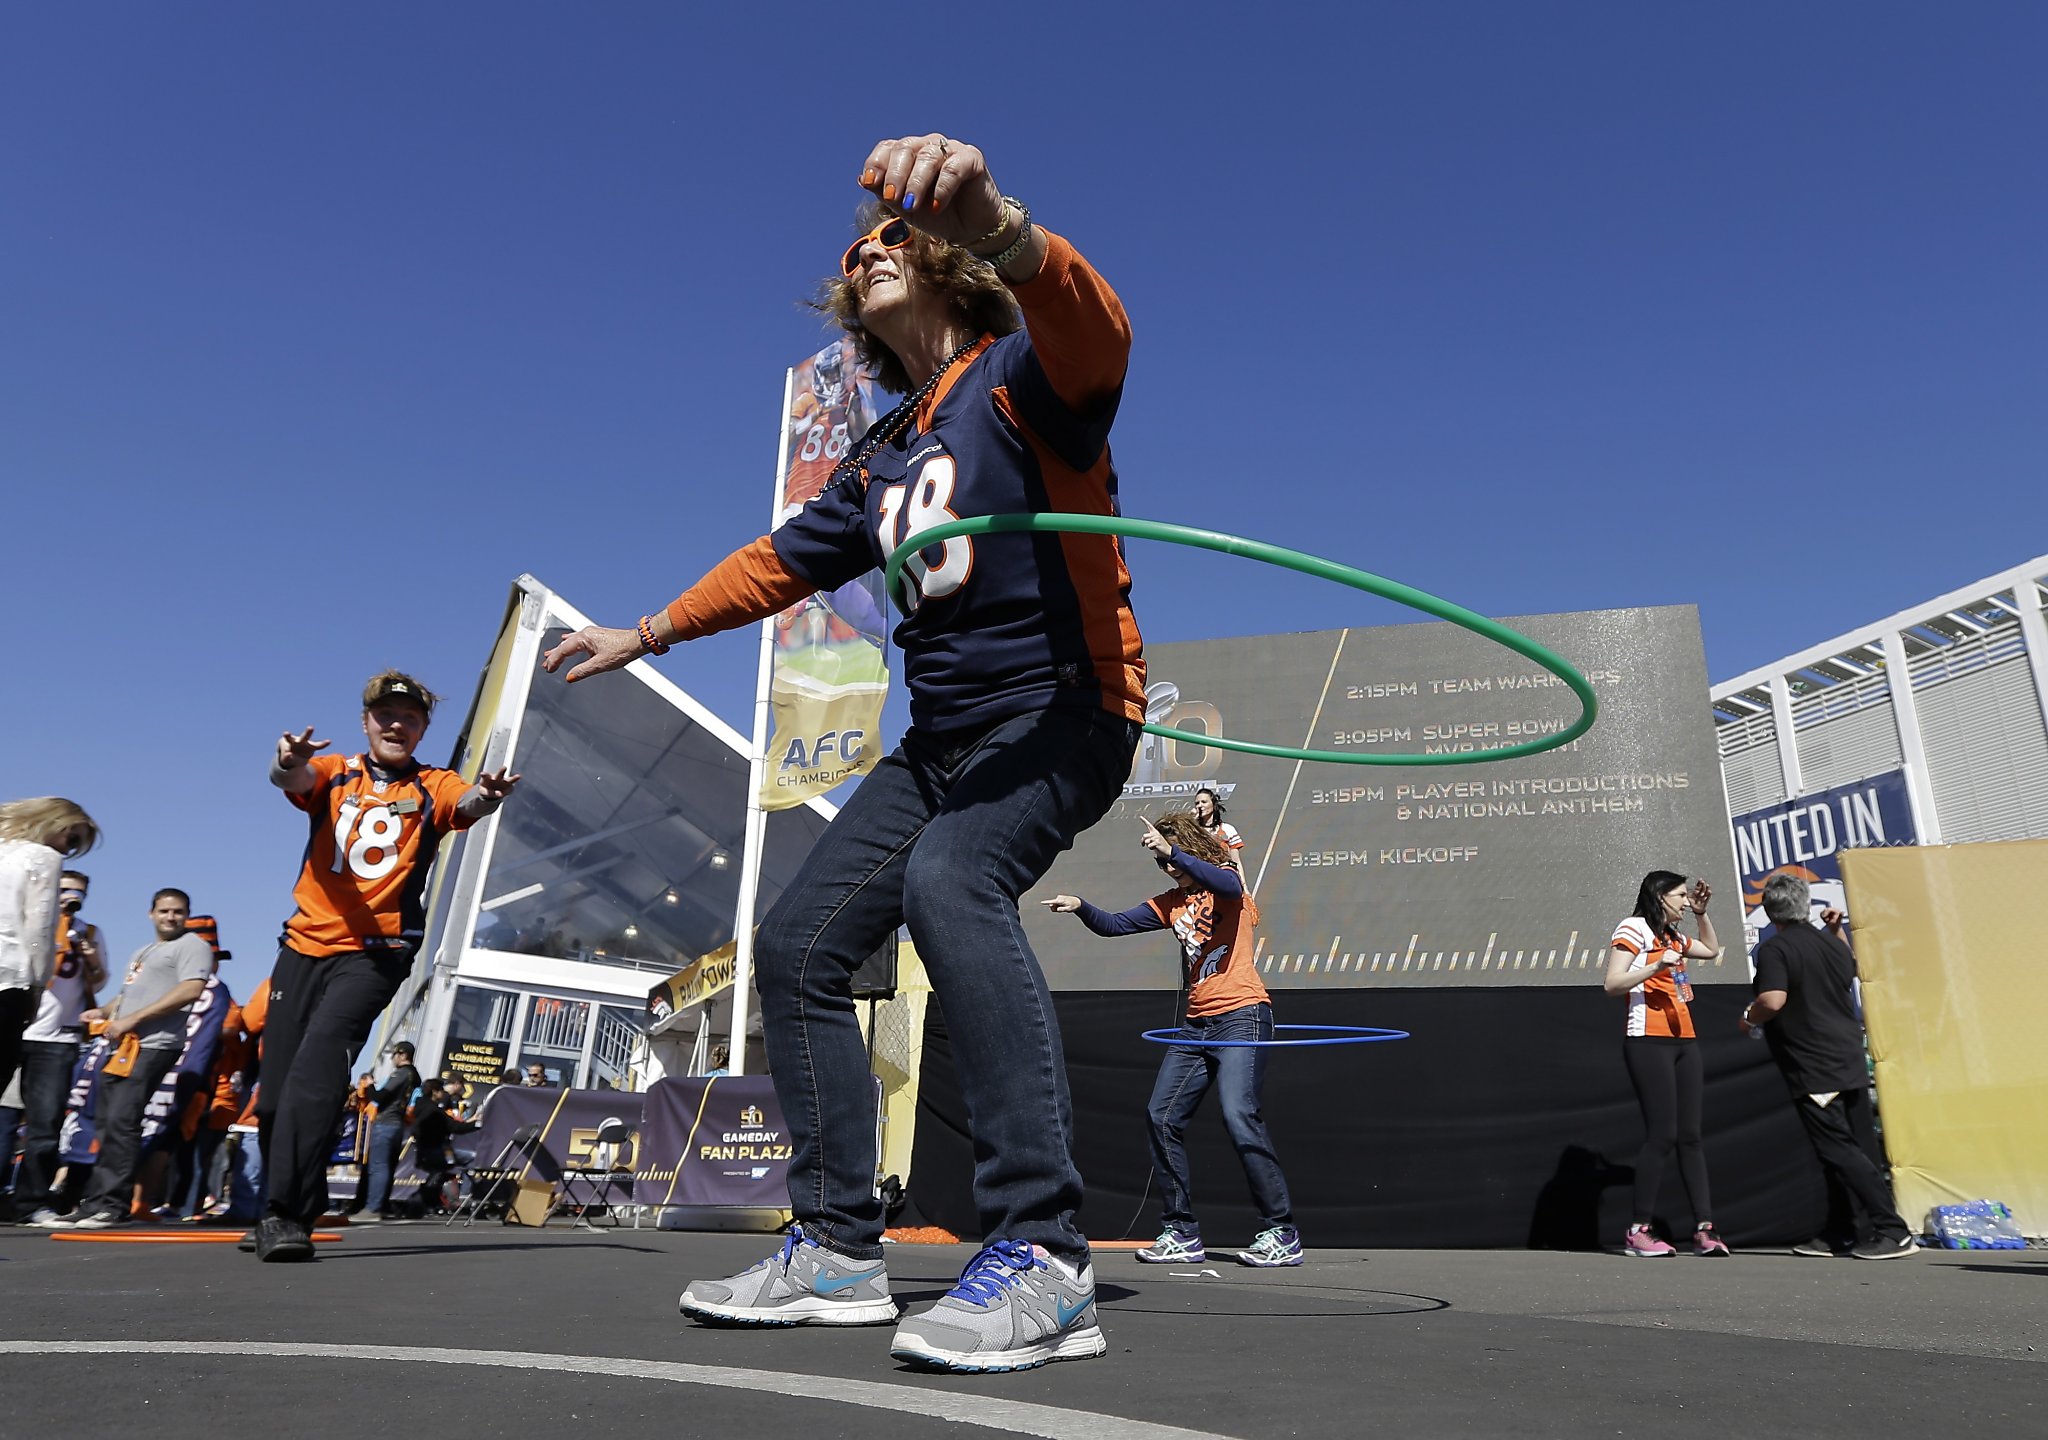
[{"xmin": 362, "ymin": 670, "xmax": 437, "ymax": 717}]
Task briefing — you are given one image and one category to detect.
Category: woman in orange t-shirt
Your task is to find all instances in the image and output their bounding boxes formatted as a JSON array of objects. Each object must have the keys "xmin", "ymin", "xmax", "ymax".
[
  {"xmin": 1045, "ymin": 813, "xmax": 1300, "ymax": 1270},
  {"xmin": 1604, "ymin": 870, "xmax": 1725, "ymax": 1257}
]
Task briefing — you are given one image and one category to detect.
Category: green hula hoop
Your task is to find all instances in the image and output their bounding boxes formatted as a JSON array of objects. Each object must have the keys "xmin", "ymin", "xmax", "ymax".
[{"xmin": 883, "ymin": 513, "xmax": 1597, "ymax": 768}]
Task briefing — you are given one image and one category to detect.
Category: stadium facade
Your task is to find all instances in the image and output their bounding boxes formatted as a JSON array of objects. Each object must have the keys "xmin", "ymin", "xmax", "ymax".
[{"xmin": 1712, "ymin": 554, "xmax": 2048, "ymax": 853}]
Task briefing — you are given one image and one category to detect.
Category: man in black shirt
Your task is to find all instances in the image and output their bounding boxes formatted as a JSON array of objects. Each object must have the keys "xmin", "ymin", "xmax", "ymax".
[
  {"xmin": 413, "ymin": 1080, "xmax": 478, "ymax": 1213},
  {"xmin": 1741, "ymin": 873, "xmax": 1915, "ymax": 1260},
  {"xmin": 360, "ymin": 1041, "xmax": 421, "ymax": 1221}
]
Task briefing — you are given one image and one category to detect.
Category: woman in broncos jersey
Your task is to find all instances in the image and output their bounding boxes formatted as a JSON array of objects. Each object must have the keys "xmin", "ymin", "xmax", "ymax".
[
  {"xmin": 1044, "ymin": 812, "xmax": 1302, "ymax": 1269},
  {"xmin": 1605, "ymin": 870, "xmax": 1726, "ymax": 1257},
  {"xmin": 545, "ymin": 134, "xmax": 1139, "ymax": 1371},
  {"xmin": 1191, "ymin": 786, "xmax": 1244, "ymax": 875}
]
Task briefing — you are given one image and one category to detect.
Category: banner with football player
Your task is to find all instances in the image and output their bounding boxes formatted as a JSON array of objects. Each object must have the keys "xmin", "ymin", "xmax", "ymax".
[{"xmin": 758, "ymin": 337, "xmax": 892, "ymax": 809}]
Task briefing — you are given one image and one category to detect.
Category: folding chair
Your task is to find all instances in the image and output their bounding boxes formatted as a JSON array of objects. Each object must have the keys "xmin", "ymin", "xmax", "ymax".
[
  {"xmin": 446, "ymin": 1122, "xmax": 544, "ymax": 1227},
  {"xmin": 553, "ymin": 1116, "xmax": 636, "ymax": 1230}
]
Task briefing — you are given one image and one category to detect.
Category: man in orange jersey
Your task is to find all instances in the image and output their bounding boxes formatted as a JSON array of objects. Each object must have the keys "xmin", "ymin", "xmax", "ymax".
[{"xmin": 252, "ymin": 670, "xmax": 519, "ymax": 1261}]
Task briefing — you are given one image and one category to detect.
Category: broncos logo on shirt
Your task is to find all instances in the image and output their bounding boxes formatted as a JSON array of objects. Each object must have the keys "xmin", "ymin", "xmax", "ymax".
[{"xmin": 1147, "ymin": 886, "xmax": 1268, "ymax": 1019}]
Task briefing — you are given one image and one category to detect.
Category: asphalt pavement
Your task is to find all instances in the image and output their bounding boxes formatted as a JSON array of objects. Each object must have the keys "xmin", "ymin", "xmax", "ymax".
[{"xmin": 2, "ymin": 1223, "xmax": 2040, "ymax": 1439}]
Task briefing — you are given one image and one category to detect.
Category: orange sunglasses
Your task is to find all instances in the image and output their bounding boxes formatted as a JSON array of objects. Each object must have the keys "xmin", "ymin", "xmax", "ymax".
[{"xmin": 841, "ymin": 216, "xmax": 913, "ymax": 277}]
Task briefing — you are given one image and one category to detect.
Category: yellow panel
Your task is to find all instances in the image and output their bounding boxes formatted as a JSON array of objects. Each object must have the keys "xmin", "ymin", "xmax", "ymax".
[{"xmin": 1841, "ymin": 841, "xmax": 2048, "ymax": 1235}]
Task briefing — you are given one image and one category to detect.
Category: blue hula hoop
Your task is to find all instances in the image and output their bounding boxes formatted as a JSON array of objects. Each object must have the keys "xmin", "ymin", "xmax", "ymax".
[{"xmin": 1140, "ymin": 1024, "xmax": 1410, "ymax": 1049}]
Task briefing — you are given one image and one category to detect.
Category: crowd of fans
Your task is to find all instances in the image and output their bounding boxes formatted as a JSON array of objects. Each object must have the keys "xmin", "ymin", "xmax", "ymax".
[{"xmin": 0, "ymin": 794, "xmax": 528, "ymax": 1228}]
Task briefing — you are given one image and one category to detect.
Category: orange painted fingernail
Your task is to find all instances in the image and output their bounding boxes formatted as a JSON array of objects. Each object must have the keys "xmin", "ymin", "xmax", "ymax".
[
  {"xmin": 861, "ymin": 169, "xmax": 876, "ymax": 185},
  {"xmin": 883, "ymin": 184, "xmax": 897, "ymax": 201}
]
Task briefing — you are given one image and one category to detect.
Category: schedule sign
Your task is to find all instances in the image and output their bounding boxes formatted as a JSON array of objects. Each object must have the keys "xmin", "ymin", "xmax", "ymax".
[{"xmin": 1028, "ymin": 605, "xmax": 1743, "ymax": 990}]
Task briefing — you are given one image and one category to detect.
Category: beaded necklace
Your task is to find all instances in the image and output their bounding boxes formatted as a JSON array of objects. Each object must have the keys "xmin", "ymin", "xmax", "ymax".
[{"xmin": 829, "ymin": 335, "xmax": 982, "ymax": 490}]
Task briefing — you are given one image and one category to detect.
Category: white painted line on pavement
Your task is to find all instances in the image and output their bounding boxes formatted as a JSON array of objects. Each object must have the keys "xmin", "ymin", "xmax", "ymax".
[{"xmin": 0, "ymin": 1339, "xmax": 1234, "ymax": 1440}]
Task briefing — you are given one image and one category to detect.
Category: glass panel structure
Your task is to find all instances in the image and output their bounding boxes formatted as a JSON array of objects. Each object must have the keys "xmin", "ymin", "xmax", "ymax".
[
  {"xmin": 467, "ymin": 622, "xmax": 832, "ymax": 979},
  {"xmin": 371, "ymin": 574, "xmax": 841, "ymax": 1089}
]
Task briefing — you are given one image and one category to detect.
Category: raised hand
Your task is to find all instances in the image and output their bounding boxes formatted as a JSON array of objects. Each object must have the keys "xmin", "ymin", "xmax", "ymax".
[
  {"xmin": 541, "ymin": 626, "xmax": 644, "ymax": 683},
  {"xmin": 1140, "ymin": 819, "xmax": 1172, "ymax": 858},
  {"xmin": 859, "ymin": 134, "xmax": 1006, "ymax": 245},
  {"xmin": 1041, "ymin": 895, "xmax": 1083, "ymax": 914},
  {"xmin": 475, "ymin": 768, "xmax": 522, "ymax": 802},
  {"xmin": 1690, "ymin": 880, "xmax": 1712, "ymax": 914},
  {"xmin": 277, "ymin": 727, "xmax": 330, "ymax": 769}
]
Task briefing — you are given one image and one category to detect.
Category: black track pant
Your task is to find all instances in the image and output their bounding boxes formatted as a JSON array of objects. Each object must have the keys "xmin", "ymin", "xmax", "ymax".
[
  {"xmin": 1790, "ymin": 1084, "xmax": 1908, "ymax": 1245},
  {"xmin": 256, "ymin": 944, "xmax": 412, "ymax": 1226},
  {"xmin": 0, "ymin": 985, "xmax": 36, "ymax": 1096},
  {"xmin": 1623, "ymin": 1037, "xmax": 1712, "ymax": 1226}
]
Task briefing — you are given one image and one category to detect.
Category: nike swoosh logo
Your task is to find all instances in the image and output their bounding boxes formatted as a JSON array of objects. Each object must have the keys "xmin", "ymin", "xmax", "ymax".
[
  {"xmin": 1055, "ymin": 1294, "xmax": 1091, "ymax": 1327},
  {"xmin": 813, "ymin": 1270, "xmax": 869, "ymax": 1295}
]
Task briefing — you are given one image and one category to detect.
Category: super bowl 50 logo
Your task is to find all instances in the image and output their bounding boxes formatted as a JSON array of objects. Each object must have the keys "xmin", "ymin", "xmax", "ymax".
[
  {"xmin": 739, "ymin": 1104, "xmax": 765, "ymax": 1127},
  {"xmin": 565, "ymin": 1126, "xmax": 638, "ymax": 1169},
  {"xmin": 1124, "ymin": 679, "xmax": 1235, "ymax": 800}
]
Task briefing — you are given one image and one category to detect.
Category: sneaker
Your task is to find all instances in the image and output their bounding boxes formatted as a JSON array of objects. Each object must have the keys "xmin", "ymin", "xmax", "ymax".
[
  {"xmin": 1135, "ymin": 1229, "xmax": 1206, "ymax": 1264},
  {"xmin": 353, "ymin": 1212, "xmax": 386, "ymax": 1224},
  {"xmin": 1791, "ymin": 1235, "xmax": 1853, "ymax": 1258},
  {"xmin": 890, "ymin": 1240, "xmax": 1106, "ymax": 1373},
  {"xmin": 1851, "ymin": 1234, "xmax": 1919, "ymax": 1261},
  {"xmin": 254, "ymin": 1215, "xmax": 316, "ymax": 1263},
  {"xmin": 1236, "ymin": 1226, "xmax": 1304, "ymax": 1268},
  {"xmin": 69, "ymin": 1211, "xmax": 128, "ymax": 1230},
  {"xmin": 679, "ymin": 1224, "xmax": 897, "ymax": 1326},
  {"xmin": 1624, "ymin": 1224, "xmax": 1676, "ymax": 1257},
  {"xmin": 24, "ymin": 1209, "xmax": 72, "ymax": 1229},
  {"xmin": 1693, "ymin": 1225, "xmax": 1731, "ymax": 1258}
]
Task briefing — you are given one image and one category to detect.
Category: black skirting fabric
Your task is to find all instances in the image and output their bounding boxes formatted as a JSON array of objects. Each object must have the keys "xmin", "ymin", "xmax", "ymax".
[{"xmin": 900, "ymin": 986, "xmax": 1830, "ymax": 1249}]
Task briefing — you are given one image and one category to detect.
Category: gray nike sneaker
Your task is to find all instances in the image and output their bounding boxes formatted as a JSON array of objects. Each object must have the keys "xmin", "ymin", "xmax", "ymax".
[
  {"xmin": 890, "ymin": 1239, "xmax": 1106, "ymax": 1373},
  {"xmin": 679, "ymin": 1224, "xmax": 898, "ymax": 1326}
]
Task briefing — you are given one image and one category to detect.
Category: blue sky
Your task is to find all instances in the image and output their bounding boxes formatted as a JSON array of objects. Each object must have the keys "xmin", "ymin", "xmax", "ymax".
[{"xmin": 4, "ymin": 4, "xmax": 2043, "ymax": 992}]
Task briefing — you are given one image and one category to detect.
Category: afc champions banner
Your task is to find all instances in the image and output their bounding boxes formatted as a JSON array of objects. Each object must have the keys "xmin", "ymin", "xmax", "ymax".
[
  {"xmin": 759, "ymin": 337, "xmax": 891, "ymax": 809},
  {"xmin": 1730, "ymin": 769, "xmax": 1917, "ymax": 952}
]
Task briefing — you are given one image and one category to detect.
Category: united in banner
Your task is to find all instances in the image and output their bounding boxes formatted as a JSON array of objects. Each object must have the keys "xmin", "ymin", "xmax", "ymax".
[
  {"xmin": 1729, "ymin": 768, "xmax": 1918, "ymax": 953},
  {"xmin": 759, "ymin": 337, "xmax": 891, "ymax": 809}
]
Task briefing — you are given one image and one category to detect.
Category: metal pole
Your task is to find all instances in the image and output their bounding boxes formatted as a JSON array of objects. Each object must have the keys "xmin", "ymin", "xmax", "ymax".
[{"xmin": 726, "ymin": 367, "xmax": 797, "ymax": 1077}]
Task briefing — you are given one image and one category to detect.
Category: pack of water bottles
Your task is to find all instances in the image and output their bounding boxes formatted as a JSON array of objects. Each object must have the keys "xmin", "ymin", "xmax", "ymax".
[{"xmin": 1930, "ymin": 1200, "xmax": 2029, "ymax": 1250}]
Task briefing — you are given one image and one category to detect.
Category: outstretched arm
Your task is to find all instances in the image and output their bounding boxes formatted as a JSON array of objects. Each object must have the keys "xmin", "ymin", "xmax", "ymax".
[
  {"xmin": 1043, "ymin": 894, "xmax": 1164, "ymax": 938},
  {"xmin": 271, "ymin": 728, "xmax": 329, "ymax": 795},
  {"xmin": 544, "ymin": 535, "xmax": 837, "ymax": 684}
]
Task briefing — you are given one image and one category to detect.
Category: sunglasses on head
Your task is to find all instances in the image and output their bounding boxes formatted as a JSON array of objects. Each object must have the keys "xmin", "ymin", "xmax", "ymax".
[{"xmin": 842, "ymin": 216, "xmax": 913, "ymax": 277}]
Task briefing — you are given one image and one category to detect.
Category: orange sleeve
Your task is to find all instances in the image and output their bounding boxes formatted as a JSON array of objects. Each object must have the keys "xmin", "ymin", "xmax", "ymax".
[
  {"xmin": 1008, "ymin": 229, "xmax": 1132, "ymax": 415},
  {"xmin": 664, "ymin": 535, "xmax": 819, "ymax": 641},
  {"xmin": 241, "ymin": 974, "xmax": 270, "ymax": 1036},
  {"xmin": 285, "ymin": 753, "xmax": 347, "ymax": 813},
  {"xmin": 428, "ymin": 768, "xmax": 479, "ymax": 830}
]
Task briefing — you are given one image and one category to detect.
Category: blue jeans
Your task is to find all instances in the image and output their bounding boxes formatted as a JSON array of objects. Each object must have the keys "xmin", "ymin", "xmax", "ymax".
[
  {"xmin": 363, "ymin": 1116, "xmax": 406, "ymax": 1214},
  {"xmin": 755, "ymin": 706, "xmax": 1139, "ymax": 1265},
  {"xmin": 1148, "ymin": 1002, "xmax": 1295, "ymax": 1234},
  {"xmin": 224, "ymin": 1130, "xmax": 265, "ymax": 1221}
]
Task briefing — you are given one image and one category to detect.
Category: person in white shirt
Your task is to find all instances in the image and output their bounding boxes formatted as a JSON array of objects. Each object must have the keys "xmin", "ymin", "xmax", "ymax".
[
  {"xmin": 0, "ymin": 798, "xmax": 100, "ymax": 1105},
  {"xmin": 13, "ymin": 870, "xmax": 106, "ymax": 1223}
]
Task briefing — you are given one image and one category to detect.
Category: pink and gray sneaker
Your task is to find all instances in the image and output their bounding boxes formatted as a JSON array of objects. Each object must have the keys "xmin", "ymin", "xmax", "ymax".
[
  {"xmin": 1693, "ymin": 1225, "xmax": 1731, "ymax": 1257},
  {"xmin": 1624, "ymin": 1224, "xmax": 1676, "ymax": 1257}
]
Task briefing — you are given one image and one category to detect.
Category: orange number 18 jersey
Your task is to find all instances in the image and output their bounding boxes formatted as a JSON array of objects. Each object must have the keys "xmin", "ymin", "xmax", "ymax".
[{"xmin": 282, "ymin": 753, "xmax": 477, "ymax": 958}]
